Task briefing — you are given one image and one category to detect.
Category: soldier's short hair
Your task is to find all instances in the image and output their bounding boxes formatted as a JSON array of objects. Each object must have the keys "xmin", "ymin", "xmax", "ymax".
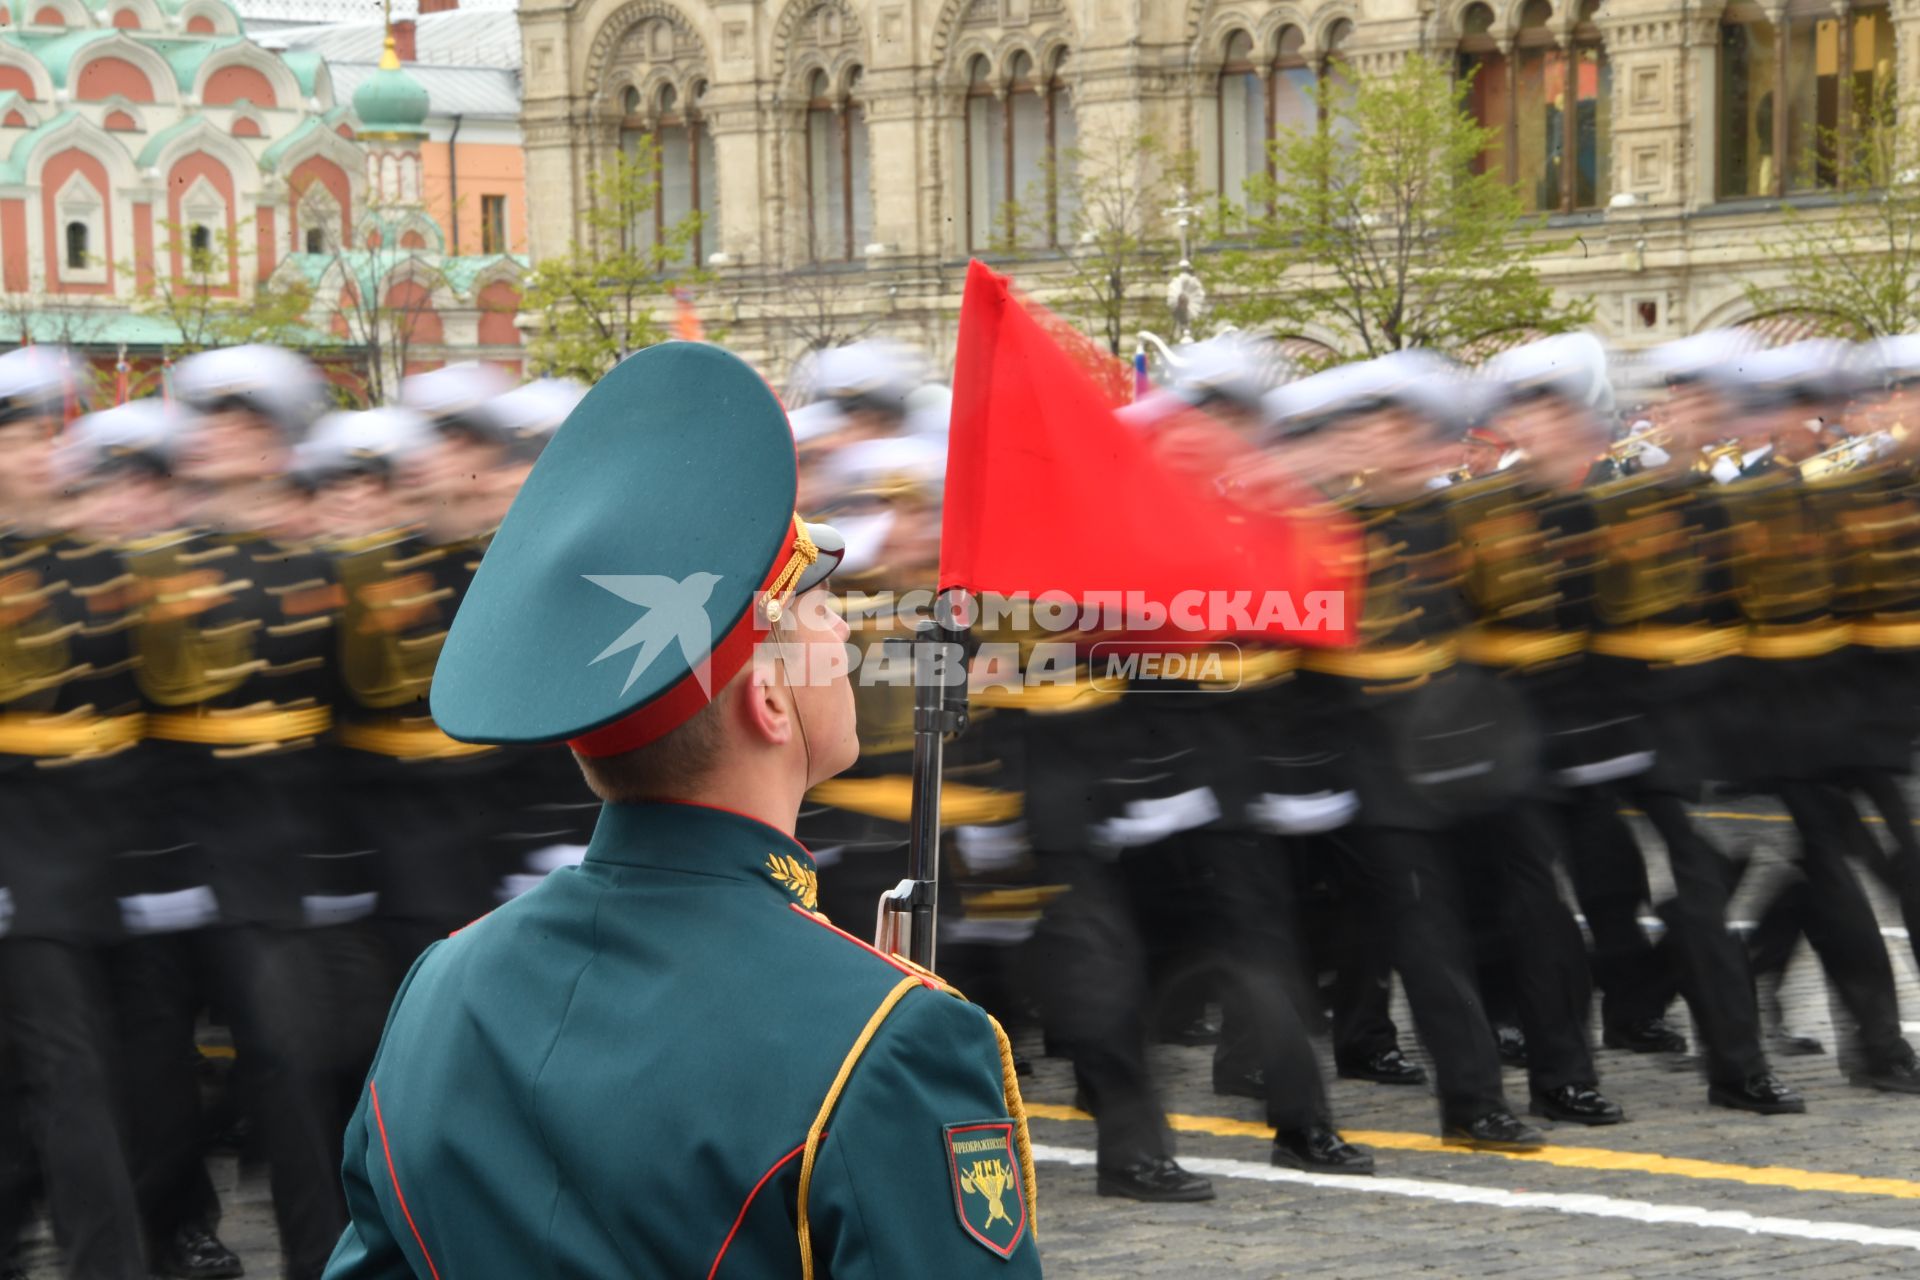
[{"xmin": 571, "ymin": 681, "xmax": 730, "ymax": 803}]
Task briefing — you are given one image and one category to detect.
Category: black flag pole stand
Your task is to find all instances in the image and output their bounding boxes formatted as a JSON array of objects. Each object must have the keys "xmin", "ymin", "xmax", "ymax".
[{"xmin": 874, "ymin": 588, "xmax": 972, "ymax": 972}]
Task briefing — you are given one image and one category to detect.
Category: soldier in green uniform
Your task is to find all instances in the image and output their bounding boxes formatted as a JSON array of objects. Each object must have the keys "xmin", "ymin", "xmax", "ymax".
[{"xmin": 324, "ymin": 342, "xmax": 1041, "ymax": 1279}]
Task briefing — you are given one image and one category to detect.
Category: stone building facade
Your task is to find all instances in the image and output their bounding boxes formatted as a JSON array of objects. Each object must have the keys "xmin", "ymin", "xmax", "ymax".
[{"xmin": 516, "ymin": 0, "xmax": 1917, "ymax": 376}]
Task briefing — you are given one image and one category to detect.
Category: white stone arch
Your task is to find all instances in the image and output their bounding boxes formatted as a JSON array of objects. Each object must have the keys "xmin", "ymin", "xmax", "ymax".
[
  {"xmin": 0, "ymin": 96, "xmax": 46, "ymax": 127},
  {"xmin": 458, "ymin": 254, "xmax": 523, "ymax": 303},
  {"xmin": 141, "ymin": 117, "xmax": 260, "ymax": 202},
  {"xmin": 21, "ymin": 0, "xmax": 89, "ymax": 29},
  {"xmin": 176, "ymin": 172, "xmax": 226, "ymax": 258},
  {"xmin": 52, "ymin": 167, "xmax": 108, "ymax": 284},
  {"xmin": 223, "ymin": 97, "xmax": 267, "ymax": 136},
  {"xmin": 1308, "ymin": 4, "xmax": 1359, "ymax": 60},
  {"xmin": 263, "ymin": 116, "xmax": 364, "ymax": 199},
  {"xmin": 944, "ymin": 35, "xmax": 999, "ymax": 90},
  {"xmin": 0, "ymin": 43, "xmax": 55, "ymax": 102},
  {"xmin": 771, "ymin": 0, "xmax": 867, "ymax": 96},
  {"xmin": 22, "ymin": 112, "xmax": 140, "ymax": 192},
  {"xmin": 101, "ymin": 0, "xmax": 165, "ymax": 31},
  {"xmin": 1253, "ymin": 7, "xmax": 1314, "ymax": 60},
  {"xmin": 175, "ymin": 0, "xmax": 240, "ymax": 37},
  {"xmin": 20, "ymin": 115, "xmax": 139, "ymax": 292},
  {"xmin": 68, "ymin": 35, "xmax": 183, "ymax": 108},
  {"xmin": 1193, "ymin": 3, "xmax": 1264, "ymax": 65},
  {"xmin": 190, "ymin": 41, "xmax": 303, "ymax": 111},
  {"xmin": 294, "ymin": 179, "xmax": 343, "ymax": 253},
  {"xmin": 91, "ymin": 92, "xmax": 147, "ymax": 132},
  {"xmin": 1692, "ymin": 292, "xmax": 1762, "ymax": 335},
  {"xmin": 579, "ymin": 0, "xmax": 715, "ymax": 101}
]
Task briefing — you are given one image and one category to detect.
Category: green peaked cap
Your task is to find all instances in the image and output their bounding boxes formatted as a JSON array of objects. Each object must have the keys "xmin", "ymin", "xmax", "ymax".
[{"xmin": 432, "ymin": 342, "xmax": 842, "ymax": 748}]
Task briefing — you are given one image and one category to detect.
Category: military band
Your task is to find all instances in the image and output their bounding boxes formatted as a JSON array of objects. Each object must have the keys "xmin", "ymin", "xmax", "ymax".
[{"xmin": 4, "ymin": 325, "xmax": 1920, "ymax": 1279}]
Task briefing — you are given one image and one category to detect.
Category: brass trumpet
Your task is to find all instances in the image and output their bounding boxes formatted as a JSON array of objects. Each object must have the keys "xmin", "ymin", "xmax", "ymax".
[{"xmin": 1797, "ymin": 428, "xmax": 1900, "ymax": 480}]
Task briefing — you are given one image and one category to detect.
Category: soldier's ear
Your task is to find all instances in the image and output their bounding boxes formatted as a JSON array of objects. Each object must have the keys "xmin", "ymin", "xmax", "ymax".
[{"xmin": 740, "ymin": 643, "xmax": 798, "ymax": 749}]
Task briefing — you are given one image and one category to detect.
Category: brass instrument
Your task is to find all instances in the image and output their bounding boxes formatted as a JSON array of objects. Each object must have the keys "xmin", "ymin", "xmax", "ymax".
[
  {"xmin": 1797, "ymin": 428, "xmax": 1900, "ymax": 482},
  {"xmin": 1607, "ymin": 422, "xmax": 1671, "ymax": 467}
]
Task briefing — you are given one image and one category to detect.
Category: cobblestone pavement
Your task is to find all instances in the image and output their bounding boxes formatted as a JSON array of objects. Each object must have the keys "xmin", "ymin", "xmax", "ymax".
[{"xmin": 20, "ymin": 800, "xmax": 1920, "ymax": 1278}]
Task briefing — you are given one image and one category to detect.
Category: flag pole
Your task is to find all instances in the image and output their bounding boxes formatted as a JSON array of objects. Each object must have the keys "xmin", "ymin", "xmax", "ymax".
[{"xmin": 875, "ymin": 588, "xmax": 970, "ymax": 971}]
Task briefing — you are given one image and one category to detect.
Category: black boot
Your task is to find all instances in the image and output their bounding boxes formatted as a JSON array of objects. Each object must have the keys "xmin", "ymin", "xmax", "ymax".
[
  {"xmin": 1335, "ymin": 1047, "xmax": 1427, "ymax": 1086},
  {"xmin": 1272, "ymin": 1125, "xmax": 1375, "ymax": 1176},
  {"xmin": 1095, "ymin": 1154, "xmax": 1216, "ymax": 1202},
  {"xmin": 1442, "ymin": 1109, "xmax": 1546, "ymax": 1151},
  {"xmin": 1530, "ymin": 1083, "xmax": 1625, "ymax": 1125},
  {"xmin": 1601, "ymin": 1017, "xmax": 1687, "ymax": 1054},
  {"xmin": 154, "ymin": 1222, "xmax": 245, "ymax": 1279},
  {"xmin": 1707, "ymin": 1072, "xmax": 1807, "ymax": 1115}
]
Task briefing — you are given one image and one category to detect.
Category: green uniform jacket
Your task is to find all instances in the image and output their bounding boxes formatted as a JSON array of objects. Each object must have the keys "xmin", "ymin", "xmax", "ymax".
[{"xmin": 323, "ymin": 801, "xmax": 1042, "ymax": 1278}]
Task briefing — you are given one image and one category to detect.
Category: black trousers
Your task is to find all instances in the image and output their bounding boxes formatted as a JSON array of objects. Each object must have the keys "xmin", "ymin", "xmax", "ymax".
[
  {"xmin": 1452, "ymin": 803, "xmax": 1600, "ymax": 1095},
  {"xmin": 1293, "ymin": 834, "xmax": 1403, "ymax": 1066},
  {"xmin": 1632, "ymin": 791, "xmax": 1769, "ymax": 1086},
  {"xmin": 1851, "ymin": 770, "xmax": 1920, "ymax": 976},
  {"xmin": 1201, "ymin": 833, "xmax": 1334, "ymax": 1132},
  {"xmin": 1028, "ymin": 846, "xmax": 1180, "ymax": 1167},
  {"xmin": 1772, "ymin": 782, "xmax": 1911, "ymax": 1072},
  {"xmin": 115, "ymin": 924, "xmax": 389, "ymax": 1280},
  {"xmin": 1557, "ymin": 790, "xmax": 1679, "ymax": 1030},
  {"xmin": 1353, "ymin": 827, "xmax": 1509, "ymax": 1126},
  {"xmin": 0, "ymin": 939, "xmax": 146, "ymax": 1280}
]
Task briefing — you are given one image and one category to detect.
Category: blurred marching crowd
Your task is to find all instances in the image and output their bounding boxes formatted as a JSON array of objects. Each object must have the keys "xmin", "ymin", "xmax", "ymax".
[{"xmin": 7, "ymin": 320, "xmax": 1920, "ymax": 1276}]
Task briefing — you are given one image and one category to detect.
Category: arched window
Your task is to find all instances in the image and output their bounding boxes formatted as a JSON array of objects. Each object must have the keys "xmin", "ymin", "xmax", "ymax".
[
  {"xmin": 805, "ymin": 67, "xmax": 872, "ymax": 262},
  {"xmin": 188, "ymin": 222, "xmax": 212, "ymax": 271},
  {"xmin": 1569, "ymin": 0, "xmax": 1611, "ymax": 209},
  {"xmin": 64, "ymin": 219, "xmax": 87, "ymax": 268},
  {"xmin": 1458, "ymin": 4, "xmax": 1508, "ymax": 179},
  {"xmin": 1460, "ymin": 0, "xmax": 1612, "ymax": 211},
  {"xmin": 1217, "ymin": 27, "xmax": 1320, "ymax": 210},
  {"xmin": 623, "ymin": 79, "xmax": 718, "ymax": 267},
  {"xmin": 964, "ymin": 50, "xmax": 1074, "ymax": 251},
  {"xmin": 1718, "ymin": 0, "xmax": 1891, "ymax": 199},
  {"xmin": 306, "ymin": 226, "xmax": 324, "ymax": 254}
]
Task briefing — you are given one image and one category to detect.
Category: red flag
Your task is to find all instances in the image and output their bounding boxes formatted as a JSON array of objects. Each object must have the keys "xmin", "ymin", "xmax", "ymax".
[{"xmin": 939, "ymin": 261, "xmax": 1361, "ymax": 646}]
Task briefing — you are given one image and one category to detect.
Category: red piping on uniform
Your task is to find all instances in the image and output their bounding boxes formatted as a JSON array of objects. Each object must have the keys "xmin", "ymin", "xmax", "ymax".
[
  {"xmin": 706, "ymin": 1140, "xmax": 810, "ymax": 1280},
  {"xmin": 370, "ymin": 1082, "xmax": 444, "ymax": 1280},
  {"xmin": 787, "ymin": 902, "xmax": 939, "ymax": 988}
]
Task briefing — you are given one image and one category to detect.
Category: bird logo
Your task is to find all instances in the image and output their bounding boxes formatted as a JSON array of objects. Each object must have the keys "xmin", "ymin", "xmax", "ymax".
[{"xmin": 584, "ymin": 572, "xmax": 724, "ymax": 695}]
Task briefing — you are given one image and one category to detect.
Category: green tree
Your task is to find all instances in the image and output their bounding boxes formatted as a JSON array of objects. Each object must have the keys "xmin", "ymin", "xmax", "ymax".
[
  {"xmin": 1742, "ymin": 83, "xmax": 1920, "ymax": 339},
  {"xmin": 1023, "ymin": 127, "xmax": 1187, "ymax": 356},
  {"xmin": 525, "ymin": 144, "xmax": 705, "ymax": 382},
  {"xmin": 306, "ymin": 207, "xmax": 448, "ymax": 406},
  {"xmin": 125, "ymin": 217, "xmax": 314, "ymax": 353},
  {"xmin": 1211, "ymin": 53, "xmax": 1589, "ymax": 362}
]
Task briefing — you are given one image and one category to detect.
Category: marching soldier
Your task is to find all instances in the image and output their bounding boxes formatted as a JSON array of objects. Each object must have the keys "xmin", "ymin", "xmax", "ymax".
[
  {"xmin": 341, "ymin": 367, "xmax": 517, "ymax": 969},
  {"xmin": 132, "ymin": 344, "xmax": 346, "ymax": 1280},
  {"xmin": 1705, "ymin": 342, "xmax": 1920, "ymax": 1092},
  {"xmin": 1575, "ymin": 332, "xmax": 1803, "ymax": 1113},
  {"xmin": 1270, "ymin": 350, "xmax": 1562, "ymax": 1149},
  {"xmin": 0, "ymin": 349, "xmax": 152, "ymax": 1280},
  {"xmin": 324, "ymin": 342, "xmax": 1040, "ymax": 1277}
]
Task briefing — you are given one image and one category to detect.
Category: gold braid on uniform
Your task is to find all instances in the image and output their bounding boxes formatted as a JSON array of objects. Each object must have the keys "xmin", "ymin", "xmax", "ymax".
[
  {"xmin": 795, "ymin": 975, "xmax": 922, "ymax": 1279},
  {"xmin": 986, "ymin": 1010, "xmax": 1039, "ymax": 1239}
]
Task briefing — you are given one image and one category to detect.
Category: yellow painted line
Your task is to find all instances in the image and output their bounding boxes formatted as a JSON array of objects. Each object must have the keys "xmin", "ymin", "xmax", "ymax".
[
  {"xmin": 1621, "ymin": 807, "xmax": 1913, "ymax": 827},
  {"xmin": 1024, "ymin": 1102, "xmax": 1920, "ymax": 1200}
]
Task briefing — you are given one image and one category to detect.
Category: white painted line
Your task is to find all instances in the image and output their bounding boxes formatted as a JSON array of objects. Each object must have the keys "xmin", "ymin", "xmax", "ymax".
[{"xmin": 1031, "ymin": 1145, "xmax": 1920, "ymax": 1251}]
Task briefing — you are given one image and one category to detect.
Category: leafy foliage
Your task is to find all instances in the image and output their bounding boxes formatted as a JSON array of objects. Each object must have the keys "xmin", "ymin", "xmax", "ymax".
[
  {"xmin": 1022, "ymin": 128, "xmax": 1187, "ymax": 356},
  {"xmin": 1743, "ymin": 83, "xmax": 1920, "ymax": 339},
  {"xmin": 127, "ymin": 218, "xmax": 314, "ymax": 354},
  {"xmin": 525, "ymin": 144, "xmax": 706, "ymax": 382},
  {"xmin": 1210, "ymin": 53, "xmax": 1589, "ymax": 362}
]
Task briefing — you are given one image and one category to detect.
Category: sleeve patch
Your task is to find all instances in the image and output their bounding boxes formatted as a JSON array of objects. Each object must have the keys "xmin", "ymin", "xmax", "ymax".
[{"xmin": 944, "ymin": 1121, "xmax": 1028, "ymax": 1260}]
